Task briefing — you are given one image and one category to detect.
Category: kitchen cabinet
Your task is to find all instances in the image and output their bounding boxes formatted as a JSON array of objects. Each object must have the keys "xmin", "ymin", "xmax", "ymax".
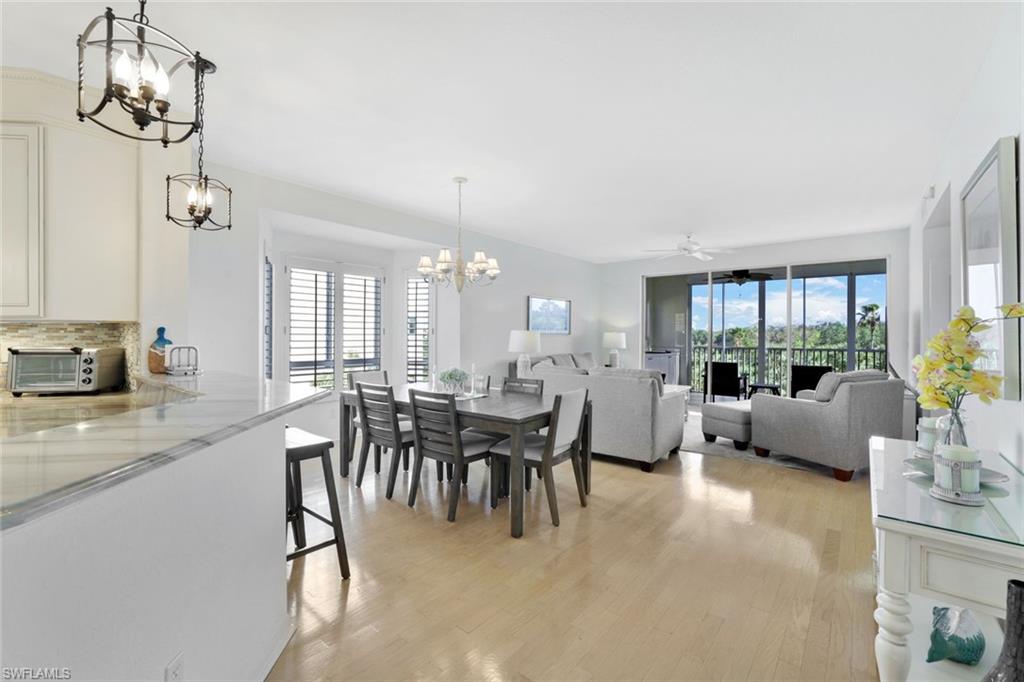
[
  {"xmin": 2, "ymin": 69, "xmax": 139, "ymax": 321},
  {"xmin": 0, "ymin": 123, "xmax": 44, "ymax": 318}
]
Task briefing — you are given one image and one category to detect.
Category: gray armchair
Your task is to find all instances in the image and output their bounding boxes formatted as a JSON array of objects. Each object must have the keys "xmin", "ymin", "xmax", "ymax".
[{"xmin": 750, "ymin": 371, "xmax": 903, "ymax": 480}]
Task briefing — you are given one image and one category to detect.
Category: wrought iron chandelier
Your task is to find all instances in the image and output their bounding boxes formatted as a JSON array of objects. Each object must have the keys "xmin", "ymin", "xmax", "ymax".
[
  {"xmin": 417, "ymin": 177, "xmax": 500, "ymax": 292},
  {"xmin": 165, "ymin": 74, "xmax": 231, "ymax": 231},
  {"xmin": 76, "ymin": 0, "xmax": 215, "ymax": 146}
]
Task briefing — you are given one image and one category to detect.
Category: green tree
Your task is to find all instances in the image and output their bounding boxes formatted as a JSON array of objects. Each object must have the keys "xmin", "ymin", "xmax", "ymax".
[{"xmin": 857, "ymin": 303, "xmax": 882, "ymax": 349}]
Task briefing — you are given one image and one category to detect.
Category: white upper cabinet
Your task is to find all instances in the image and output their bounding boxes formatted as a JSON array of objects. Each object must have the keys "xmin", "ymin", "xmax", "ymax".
[
  {"xmin": 2, "ymin": 69, "xmax": 139, "ymax": 321},
  {"xmin": 0, "ymin": 123, "xmax": 44, "ymax": 318}
]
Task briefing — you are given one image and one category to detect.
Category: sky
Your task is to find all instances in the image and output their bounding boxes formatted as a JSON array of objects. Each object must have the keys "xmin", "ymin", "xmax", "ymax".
[{"xmin": 691, "ymin": 273, "xmax": 886, "ymax": 331}]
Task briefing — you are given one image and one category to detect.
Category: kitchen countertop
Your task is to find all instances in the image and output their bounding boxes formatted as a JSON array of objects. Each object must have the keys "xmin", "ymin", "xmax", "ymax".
[{"xmin": 0, "ymin": 371, "xmax": 331, "ymax": 530}]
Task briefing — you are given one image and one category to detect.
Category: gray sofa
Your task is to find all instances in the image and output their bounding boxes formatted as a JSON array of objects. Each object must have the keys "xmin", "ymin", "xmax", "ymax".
[
  {"xmin": 514, "ymin": 355, "xmax": 687, "ymax": 470},
  {"xmin": 750, "ymin": 370, "xmax": 904, "ymax": 480}
]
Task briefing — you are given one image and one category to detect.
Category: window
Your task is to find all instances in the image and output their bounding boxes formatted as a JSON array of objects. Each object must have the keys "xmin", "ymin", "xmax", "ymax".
[
  {"xmin": 263, "ymin": 256, "xmax": 273, "ymax": 379},
  {"xmin": 406, "ymin": 278, "xmax": 431, "ymax": 382},
  {"xmin": 341, "ymin": 274, "xmax": 382, "ymax": 382},
  {"xmin": 289, "ymin": 267, "xmax": 335, "ymax": 388}
]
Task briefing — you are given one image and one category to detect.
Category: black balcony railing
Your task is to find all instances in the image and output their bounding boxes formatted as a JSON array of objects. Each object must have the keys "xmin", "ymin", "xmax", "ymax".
[{"xmin": 689, "ymin": 346, "xmax": 887, "ymax": 394}]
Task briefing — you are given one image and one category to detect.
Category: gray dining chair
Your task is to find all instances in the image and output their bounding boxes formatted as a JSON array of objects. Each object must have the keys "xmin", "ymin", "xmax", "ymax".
[
  {"xmin": 502, "ymin": 376, "xmax": 544, "ymax": 395},
  {"xmin": 440, "ymin": 375, "xmax": 494, "ymax": 484},
  {"xmin": 354, "ymin": 383, "xmax": 416, "ymax": 500},
  {"xmin": 407, "ymin": 389, "xmax": 501, "ymax": 522},
  {"xmin": 347, "ymin": 369, "xmax": 410, "ymax": 471},
  {"xmin": 489, "ymin": 388, "xmax": 588, "ymax": 527}
]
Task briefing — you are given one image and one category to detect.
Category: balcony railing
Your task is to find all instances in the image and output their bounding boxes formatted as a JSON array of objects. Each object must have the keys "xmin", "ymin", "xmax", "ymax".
[{"xmin": 689, "ymin": 346, "xmax": 887, "ymax": 394}]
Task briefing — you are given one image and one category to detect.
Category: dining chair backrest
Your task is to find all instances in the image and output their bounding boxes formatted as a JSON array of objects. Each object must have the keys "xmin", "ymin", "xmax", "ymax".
[
  {"xmin": 503, "ymin": 376, "xmax": 544, "ymax": 396},
  {"xmin": 408, "ymin": 389, "xmax": 464, "ymax": 463},
  {"xmin": 354, "ymin": 383, "xmax": 404, "ymax": 449},
  {"xmin": 348, "ymin": 369, "xmax": 389, "ymax": 390},
  {"xmin": 548, "ymin": 388, "xmax": 588, "ymax": 452}
]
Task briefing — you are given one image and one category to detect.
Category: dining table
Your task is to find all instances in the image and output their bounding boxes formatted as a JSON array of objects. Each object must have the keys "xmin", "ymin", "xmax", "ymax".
[{"xmin": 338, "ymin": 383, "xmax": 592, "ymax": 538}]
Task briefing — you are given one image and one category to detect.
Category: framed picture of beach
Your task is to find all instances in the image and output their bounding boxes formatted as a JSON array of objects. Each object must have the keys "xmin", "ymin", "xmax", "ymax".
[
  {"xmin": 527, "ymin": 295, "xmax": 572, "ymax": 335},
  {"xmin": 961, "ymin": 136, "xmax": 1020, "ymax": 400}
]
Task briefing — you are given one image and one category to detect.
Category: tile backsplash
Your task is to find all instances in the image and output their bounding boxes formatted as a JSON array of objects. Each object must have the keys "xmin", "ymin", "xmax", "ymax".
[{"xmin": 0, "ymin": 322, "xmax": 141, "ymax": 390}]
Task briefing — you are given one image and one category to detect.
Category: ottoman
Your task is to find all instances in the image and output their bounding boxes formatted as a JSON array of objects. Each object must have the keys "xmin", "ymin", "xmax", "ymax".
[{"xmin": 700, "ymin": 400, "xmax": 752, "ymax": 450}]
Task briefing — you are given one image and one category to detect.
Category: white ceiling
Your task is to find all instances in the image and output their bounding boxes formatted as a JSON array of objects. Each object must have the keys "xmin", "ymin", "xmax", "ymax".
[{"xmin": 1, "ymin": 2, "xmax": 1012, "ymax": 263}]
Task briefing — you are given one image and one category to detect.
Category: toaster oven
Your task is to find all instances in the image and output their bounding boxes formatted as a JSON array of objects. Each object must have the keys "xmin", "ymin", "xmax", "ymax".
[{"xmin": 7, "ymin": 347, "xmax": 126, "ymax": 396}]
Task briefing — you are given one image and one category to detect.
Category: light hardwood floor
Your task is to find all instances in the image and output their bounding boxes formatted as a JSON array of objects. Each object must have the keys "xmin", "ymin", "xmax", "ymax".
[{"xmin": 269, "ymin": 446, "xmax": 879, "ymax": 681}]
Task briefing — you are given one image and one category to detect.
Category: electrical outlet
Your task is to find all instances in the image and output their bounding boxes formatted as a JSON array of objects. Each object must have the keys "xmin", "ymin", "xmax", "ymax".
[{"xmin": 165, "ymin": 652, "xmax": 184, "ymax": 682}]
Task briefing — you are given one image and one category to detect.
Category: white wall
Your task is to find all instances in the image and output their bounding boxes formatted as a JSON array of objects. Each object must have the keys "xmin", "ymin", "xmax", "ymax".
[
  {"xmin": 189, "ymin": 163, "xmax": 600, "ymax": 381},
  {"xmin": 908, "ymin": 5, "xmax": 1024, "ymax": 462},
  {"xmin": 599, "ymin": 228, "xmax": 911, "ymax": 374}
]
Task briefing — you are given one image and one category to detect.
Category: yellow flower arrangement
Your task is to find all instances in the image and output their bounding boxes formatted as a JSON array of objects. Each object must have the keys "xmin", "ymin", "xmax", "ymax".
[{"xmin": 913, "ymin": 303, "xmax": 1024, "ymax": 411}]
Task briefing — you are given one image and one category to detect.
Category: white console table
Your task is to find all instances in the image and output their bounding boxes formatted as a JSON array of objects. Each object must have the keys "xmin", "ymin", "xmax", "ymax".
[{"xmin": 870, "ymin": 437, "xmax": 1024, "ymax": 681}]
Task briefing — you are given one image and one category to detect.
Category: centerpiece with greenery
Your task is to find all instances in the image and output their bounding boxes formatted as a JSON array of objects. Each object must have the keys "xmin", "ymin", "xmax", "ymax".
[
  {"xmin": 913, "ymin": 302, "xmax": 1023, "ymax": 446},
  {"xmin": 438, "ymin": 367, "xmax": 469, "ymax": 394}
]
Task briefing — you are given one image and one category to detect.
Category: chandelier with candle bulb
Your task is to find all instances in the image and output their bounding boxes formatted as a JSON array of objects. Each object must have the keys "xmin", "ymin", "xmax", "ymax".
[
  {"xmin": 417, "ymin": 178, "xmax": 500, "ymax": 292},
  {"xmin": 165, "ymin": 73, "xmax": 231, "ymax": 231},
  {"xmin": 76, "ymin": 0, "xmax": 214, "ymax": 146}
]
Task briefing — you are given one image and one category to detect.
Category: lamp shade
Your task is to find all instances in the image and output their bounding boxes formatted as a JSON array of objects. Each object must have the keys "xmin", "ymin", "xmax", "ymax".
[
  {"xmin": 603, "ymin": 332, "xmax": 627, "ymax": 350},
  {"xmin": 508, "ymin": 330, "xmax": 541, "ymax": 354}
]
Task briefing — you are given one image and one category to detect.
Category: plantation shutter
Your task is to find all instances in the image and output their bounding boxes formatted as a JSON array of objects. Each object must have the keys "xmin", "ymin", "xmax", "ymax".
[
  {"xmin": 263, "ymin": 256, "xmax": 273, "ymax": 379},
  {"xmin": 406, "ymin": 278, "xmax": 431, "ymax": 382},
  {"xmin": 289, "ymin": 267, "xmax": 335, "ymax": 388},
  {"xmin": 341, "ymin": 274, "xmax": 382, "ymax": 382}
]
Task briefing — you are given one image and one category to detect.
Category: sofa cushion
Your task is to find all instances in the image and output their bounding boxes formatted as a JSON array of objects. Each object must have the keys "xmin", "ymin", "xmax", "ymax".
[
  {"xmin": 590, "ymin": 367, "xmax": 664, "ymax": 396},
  {"xmin": 549, "ymin": 353, "xmax": 577, "ymax": 367},
  {"xmin": 532, "ymin": 358, "xmax": 555, "ymax": 369},
  {"xmin": 535, "ymin": 365, "xmax": 588, "ymax": 375},
  {"xmin": 572, "ymin": 352, "xmax": 598, "ymax": 369},
  {"xmin": 814, "ymin": 369, "xmax": 889, "ymax": 402}
]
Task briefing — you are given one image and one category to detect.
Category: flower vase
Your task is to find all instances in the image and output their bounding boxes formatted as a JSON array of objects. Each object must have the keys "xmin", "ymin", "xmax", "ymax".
[
  {"xmin": 937, "ymin": 409, "xmax": 970, "ymax": 448},
  {"xmin": 982, "ymin": 580, "xmax": 1024, "ymax": 681}
]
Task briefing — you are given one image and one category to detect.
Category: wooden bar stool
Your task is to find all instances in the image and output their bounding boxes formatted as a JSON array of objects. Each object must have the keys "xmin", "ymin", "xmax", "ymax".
[{"xmin": 285, "ymin": 426, "xmax": 351, "ymax": 579}]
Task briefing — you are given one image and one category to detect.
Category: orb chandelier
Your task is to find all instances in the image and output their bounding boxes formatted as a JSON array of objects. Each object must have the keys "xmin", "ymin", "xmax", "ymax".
[
  {"xmin": 165, "ymin": 79, "xmax": 231, "ymax": 231},
  {"xmin": 76, "ymin": 0, "xmax": 215, "ymax": 146},
  {"xmin": 417, "ymin": 177, "xmax": 500, "ymax": 293}
]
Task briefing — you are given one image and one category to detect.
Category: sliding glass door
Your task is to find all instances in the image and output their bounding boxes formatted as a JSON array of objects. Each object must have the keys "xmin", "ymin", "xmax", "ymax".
[{"xmin": 655, "ymin": 258, "xmax": 887, "ymax": 402}]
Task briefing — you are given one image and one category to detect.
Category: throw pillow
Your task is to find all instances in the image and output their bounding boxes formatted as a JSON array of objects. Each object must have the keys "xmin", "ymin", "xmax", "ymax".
[
  {"xmin": 572, "ymin": 352, "xmax": 597, "ymax": 369},
  {"xmin": 549, "ymin": 353, "xmax": 577, "ymax": 368}
]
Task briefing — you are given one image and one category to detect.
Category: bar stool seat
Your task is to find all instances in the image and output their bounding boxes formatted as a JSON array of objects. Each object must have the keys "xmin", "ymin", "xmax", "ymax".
[{"xmin": 285, "ymin": 426, "xmax": 350, "ymax": 579}]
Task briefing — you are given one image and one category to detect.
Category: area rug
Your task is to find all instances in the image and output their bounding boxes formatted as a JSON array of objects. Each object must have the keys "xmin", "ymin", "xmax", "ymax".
[{"xmin": 679, "ymin": 408, "xmax": 839, "ymax": 477}]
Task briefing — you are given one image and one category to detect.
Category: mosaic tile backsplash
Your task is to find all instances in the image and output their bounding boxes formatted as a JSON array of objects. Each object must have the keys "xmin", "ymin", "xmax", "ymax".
[{"xmin": 0, "ymin": 322, "xmax": 141, "ymax": 390}]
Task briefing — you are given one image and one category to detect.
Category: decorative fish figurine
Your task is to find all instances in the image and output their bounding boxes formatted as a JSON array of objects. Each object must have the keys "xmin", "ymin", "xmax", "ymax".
[{"xmin": 927, "ymin": 606, "xmax": 986, "ymax": 666}]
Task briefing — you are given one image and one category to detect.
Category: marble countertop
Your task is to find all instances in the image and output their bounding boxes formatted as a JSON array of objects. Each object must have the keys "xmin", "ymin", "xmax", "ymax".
[{"xmin": 0, "ymin": 371, "xmax": 331, "ymax": 530}]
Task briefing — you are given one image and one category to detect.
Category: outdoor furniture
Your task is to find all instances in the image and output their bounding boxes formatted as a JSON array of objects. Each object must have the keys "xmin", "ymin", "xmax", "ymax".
[
  {"xmin": 700, "ymin": 400, "xmax": 752, "ymax": 450},
  {"xmin": 407, "ymin": 389, "xmax": 502, "ymax": 522},
  {"xmin": 285, "ymin": 426, "xmax": 350, "ymax": 579},
  {"xmin": 339, "ymin": 383, "xmax": 593, "ymax": 537},
  {"xmin": 489, "ymin": 389, "xmax": 589, "ymax": 526},
  {"xmin": 703, "ymin": 361, "xmax": 748, "ymax": 401},
  {"xmin": 353, "ymin": 383, "xmax": 415, "ymax": 499},
  {"xmin": 747, "ymin": 382, "xmax": 781, "ymax": 398},
  {"xmin": 751, "ymin": 370, "xmax": 903, "ymax": 480},
  {"xmin": 790, "ymin": 364, "xmax": 833, "ymax": 398}
]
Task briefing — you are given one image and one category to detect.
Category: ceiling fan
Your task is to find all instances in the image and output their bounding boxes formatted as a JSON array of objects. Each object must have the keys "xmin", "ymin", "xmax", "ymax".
[
  {"xmin": 643, "ymin": 235, "xmax": 729, "ymax": 261},
  {"xmin": 713, "ymin": 269, "xmax": 774, "ymax": 285}
]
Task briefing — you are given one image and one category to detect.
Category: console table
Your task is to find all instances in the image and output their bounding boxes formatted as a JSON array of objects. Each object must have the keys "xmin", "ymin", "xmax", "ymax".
[{"xmin": 870, "ymin": 437, "xmax": 1024, "ymax": 681}]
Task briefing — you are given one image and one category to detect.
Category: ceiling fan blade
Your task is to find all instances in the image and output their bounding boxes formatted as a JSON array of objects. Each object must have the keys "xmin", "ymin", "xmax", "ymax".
[
  {"xmin": 692, "ymin": 252, "xmax": 714, "ymax": 262},
  {"xmin": 655, "ymin": 252, "xmax": 681, "ymax": 261},
  {"xmin": 643, "ymin": 249, "xmax": 682, "ymax": 253},
  {"xmin": 701, "ymin": 248, "xmax": 734, "ymax": 254}
]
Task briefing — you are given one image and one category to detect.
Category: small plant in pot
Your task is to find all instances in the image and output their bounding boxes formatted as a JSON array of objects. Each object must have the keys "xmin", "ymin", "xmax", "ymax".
[{"xmin": 438, "ymin": 367, "xmax": 469, "ymax": 394}]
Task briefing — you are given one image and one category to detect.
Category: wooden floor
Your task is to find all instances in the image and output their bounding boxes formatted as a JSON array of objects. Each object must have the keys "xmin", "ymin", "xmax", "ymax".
[{"xmin": 269, "ymin": 446, "xmax": 880, "ymax": 681}]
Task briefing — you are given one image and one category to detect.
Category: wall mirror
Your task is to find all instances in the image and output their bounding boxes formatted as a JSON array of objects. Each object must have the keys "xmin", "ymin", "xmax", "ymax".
[{"xmin": 961, "ymin": 136, "xmax": 1020, "ymax": 401}]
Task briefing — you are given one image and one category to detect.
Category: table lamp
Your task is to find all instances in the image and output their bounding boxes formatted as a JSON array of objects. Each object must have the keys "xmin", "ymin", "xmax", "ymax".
[
  {"xmin": 603, "ymin": 332, "xmax": 627, "ymax": 368},
  {"xmin": 508, "ymin": 330, "xmax": 541, "ymax": 377}
]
